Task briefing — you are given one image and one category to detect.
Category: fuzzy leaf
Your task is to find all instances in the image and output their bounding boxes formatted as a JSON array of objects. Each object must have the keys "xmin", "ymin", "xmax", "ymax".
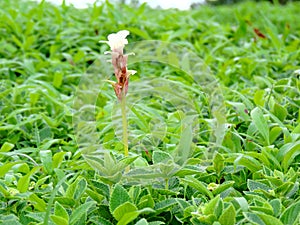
[
  {"xmin": 51, "ymin": 215, "xmax": 68, "ymax": 225},
  {"xmin": 152, "ymin": 150, "xmax": 173, "ymax": 164},
  {"xmin": 113, "ymin": 202, "xmax": 138, "ymax": 221},
  {"xmin": 135, "ymin": 219, "xmax": 149, "ymax": 225},
  {"xmin": 54, "ymin": 201, "xmax": 69, "ymax": 220},
  {"xmin": 0, "ymin": 142, "xmax": 15, "ymax": 152},
  {"xmin": 219, "ymin": 204, "xmax": 236, "ymax": 225},
  {"xmin": 251, "ymin": 107, "xmax": 270, "ymax": 145},
  {"xmin": 247, "ymin": 180, "xmax": 272, "ymax": 192},
  {"xmin": 40, "ymin": 150, "xmax": 53, "ymax": 174},
  {"xmin": 154, "ymin": 198, "xmax": 177, "ymax": 214},
  {"xmin": 29, "ymin": 194, "xmax": 47, "ymax": 212},
  {"xmin": 17, "ymin": 166, "xmax": 40, "ymax": 193},
  {"xmin": 181, "ymin": 176, "xmax": 214, "ymax": 199},
  {"xmin": 110, "ymin": 184, "xmax": 131, "ymax": 214},
  {"xmin": 280, "ymin": 201, "xmax": 300, "ymax": 225},
  {"xmin": 69, "ymin": 201, "xmax": 95, "ymax": 225},
  {"xmin": 258, "ymin": 212, "xmax": 284, "ymax": 225}
]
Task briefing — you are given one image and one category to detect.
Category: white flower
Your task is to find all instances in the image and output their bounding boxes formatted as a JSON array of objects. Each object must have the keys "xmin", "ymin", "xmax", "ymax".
[
  {"xmin": 127, "ymin": 70, "xmax": 137, "ymax": 76},
  {"xmin": 101, "ymin": 30, "xmax": 130, "ymax": 51}
]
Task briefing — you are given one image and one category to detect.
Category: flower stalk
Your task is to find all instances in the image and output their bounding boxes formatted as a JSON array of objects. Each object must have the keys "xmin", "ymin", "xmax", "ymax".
[
  {"xmin": 120, "ymin": 91, "xmax": 128, "ymax": 157},
  {"xmin": 100, "ymin": 30, "xmax": 135, "ymax": 159}
]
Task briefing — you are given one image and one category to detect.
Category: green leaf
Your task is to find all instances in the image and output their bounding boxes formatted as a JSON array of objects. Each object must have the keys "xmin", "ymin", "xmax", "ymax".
[
  {"xmin": 110, "ymin": 184, "xmax": 131, "ymax": 214},
  {"xmin": 90, "ymin": 216, "xmax": 114, "ymax": 225},
  {"xmin": 233, "ymin": 197, "xmax": 249, "ymax": 212},
  {"xmin": 261, "ymin": 107, "xmax": 292, "ymax": 144},
  {"xmin": 212, "ymin": 181, "xmax": 235, "ymax": 195},
  {"xmin": 234, "ymin": 11, "xmax": 248, "ymax": 39},
  {"xmin": 29, "ymin": 194, "xmax": 47, "ymax": 212},
  {"xmin": 174, "ymin": 167, "xmax": 202, "ymax": 177},
  {"xmin": 254, "ymin": 90, "xmax": 265, "ymax": 107},
  {"xmin": 250, "ymin": 206, "xmax": 274, "ymax": 216},
  {"xmin": 261, "ymin": 147, "xmax": 281, "ymax": 169},
  {"xmin": 69, "ymin": 201, "xmax": 95, "ymax": 225},
  {"xmin": 0, "ymin": 142, "xmax": 15, "ymax": 152},
  {"xmin": 54, "ymin": 201, "xmax": 69, "ymax": 221},
  {"xmin": 17, "ymin": 166, "xmax": 40, "ymax": 193},
  {"xmin": 266, "ymin": 26, "xmax": 282, "ymax": 51},
  {"xmin": 90, "ymin": 180, "xmax": 110, "ymax": 199},
  {"xmin": 196, "ymin": 214, "xmax": 217, "ymax": 224},
  {"xmin": 51, "ymin": 215, "xmax": 68, "ymax": 225},
  {"xmin": 286, "ymin": 181, "xmax": 299, "ymax": 198},
  {"xmin": 218, "ymin": 204, "xmax": 236, "ymax": 225},
  {"xmin": 65, "ymin": 177, "xmax": 87, "ymax": 201},
  {"xmin": 181, "ymin": 176, "xmax": 214, "ymax": 199},
  {"xmin": 86, "ymin": 189, "xmax": 104, "ymax": 203},
  {"xmin": 292, "ymin": 123, "xmax": 300, "ymax": 134},
  {"xmin": 116, "ymin": 156, "xmax": 139, "ymax": 172},
  {"xmin": 227, "ymin": 101, "xmax": 250, "ymax": 121},
  {"xmin": 0, "ymin": 184, "xmax": 10, "ymax": 197},
  {"xmin": 135, "ymin": 218, "xmax": 149, "ymax": 225},
  {"xmin": 269, "ymin": 127, "xmax": 282, "ymax": 144},
  {"xmin": 73, "ymin": 50, "xmax": 85, "ymax": 63},
  {"xmin": 270, "ymin": 199, "xmax": 281, "ymax": 217},
  {"xmin": 271, "ymin": 103, "xmax": 288, "ymax": 122},
  {"xmin": 113, "ymin": 202, "xmax": 138, "ymax": 221},
  {"xmin": 244, "ymin": 212, "xmax": 265, "ymax": 225},
  {"xmin": 213, "ymin": 152, "xmax": 225, "ymax": 176},
  {"xmin": 234, "ymin": 154, "xmax": 262, "ymax": 172},
  {"xmin": 152, "ymin": 150, "xmax": 173, "ymax": 164},
  {"xmin": 26, "ymin": 212, "xmax": 46, "ymax": 223},
  {"xmin": 251, "ymin": 107, "xmax": 270, "ymax": 145},
  {"xmin": 74, "ymin": 177, "xmax": 87, "ymax": 200},
  {"xmin": 275, "ymin": 182, "xmax": 294, "ymax": 196},
  {"xmin": 258, "ymin": 212, "xmax": 284, "ymax": 225},
  {"xmin": 137, "ymin": 194, "xmax": 155, "ymax": 209},
  {"xmin": 278, "ymin": 141, "xmax": 300, "ymax": 171},
  {"xmin": 55, "ymin": 197, "xmax": 76, "ymax": 207},
  {"xmin": 0, "ymin": 214, "xmax": 22, "ymax": 225},
  {"xmin": 0, "ymin": 162, "xmax": 20, "ymax": 177},
  {"xmin": 148, "ymin": 222, "xmax": 164, "ymax": 225},
  {"xmin": 125, "ymin": 167, "xmax": 162, "ymax": 180},
  {"xmin": 53, "ymin": 152, "xmax": 66, "ymax": 169},
  {"xmin": 154, "ymin": 198, "xmax": 178, "ymax": 214},
  {"xmin": 128, "ymin": 27, "xmax": 151, "ymax": 40},
  {"xmin": 247, "ymin": 180, "xmax": 272, "ymax": 192},
  {"xmin": 40, "ymin": 150, "xmax": 53, "ymax": 174},
  {"xmin": 203, "ymin": 195, "xmax": 222, "ymax": 216},
  {"xmin": 174, "ymin": 115, "xmax": 195, "ymax": 165},
  {"xmin": 116, "ymin": 211, "xmax": 140, "ymax": 225},
  {"xmin": 65, "ymin": 179, "xmax": 76, "ymax": 199},
  {"xmin": 280, "ymin": 201, "xmax": 300, "ymax": 225}
]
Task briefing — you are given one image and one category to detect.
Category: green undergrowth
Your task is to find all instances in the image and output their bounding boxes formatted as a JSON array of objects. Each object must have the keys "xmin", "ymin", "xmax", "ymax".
[{"xmin": 0, "ymin": 0, "xmax": 299, "ymax": 224}]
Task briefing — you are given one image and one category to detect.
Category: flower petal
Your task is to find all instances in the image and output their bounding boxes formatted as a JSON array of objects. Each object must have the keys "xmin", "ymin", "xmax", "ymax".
[
  {"xmin": 106, "ymin": 30, "xmax": 130, "ymax": 51},
  {"xmin": 117, "ymin": 30, "xmax": 130, "ymax": 39},
  {"xmin": 127, "ymin": 70, "xmax": 137, "ymax": 76}
]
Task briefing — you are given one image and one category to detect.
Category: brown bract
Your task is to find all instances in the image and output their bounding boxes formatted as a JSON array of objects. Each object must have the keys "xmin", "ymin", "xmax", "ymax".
[
  {"xmin": 111, "ymin": 51, "xmax": 131, "ymax": 100},
  {"xmin": 100, "ymin": 30, "xmax": 136, "ymax": 100}
]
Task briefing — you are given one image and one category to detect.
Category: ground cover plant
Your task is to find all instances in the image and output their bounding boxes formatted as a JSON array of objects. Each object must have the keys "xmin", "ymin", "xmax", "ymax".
[{"xmin": 0, "ymin": 0, "xmax": 300, "ymax": 224}]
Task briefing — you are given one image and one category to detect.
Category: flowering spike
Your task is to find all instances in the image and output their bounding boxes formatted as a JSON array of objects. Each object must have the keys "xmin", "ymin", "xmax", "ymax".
[
  {"xmin": 100, "ymin": 30, "xmax": 130, "ymax": 53},
  {"xmin": 100, "ymin": 30, "xmax": 136, "ymax": 101}
]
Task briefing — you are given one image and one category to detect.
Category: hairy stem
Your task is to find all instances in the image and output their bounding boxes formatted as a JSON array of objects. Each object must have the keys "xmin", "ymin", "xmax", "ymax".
[
  {"xmin": 165, "ymin": 178, "xmax": 169, "ymax": 190},
  {"xmin": 121, "ymin": 92, "xmax": 129, "ymax": 158}
]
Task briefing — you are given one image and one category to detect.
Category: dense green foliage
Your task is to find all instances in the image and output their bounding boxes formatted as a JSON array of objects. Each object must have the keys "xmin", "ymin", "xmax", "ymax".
[
  {"xmin": 205, "ymin": 0, "xmax": 300, "ymax": 6},
  {"xmin": 0, "ymin": 0, "xmax": 299, "ymax": 224}
]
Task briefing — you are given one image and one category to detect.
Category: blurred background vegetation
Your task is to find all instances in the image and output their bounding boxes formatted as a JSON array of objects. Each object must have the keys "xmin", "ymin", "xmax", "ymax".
[
  {"xmin": 205, "ymin": 0, "xmax": 300, "ymax": 5},
  {"xmin": 124, "ymin": 0, "xmax": 300, "ymax": 6}
]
